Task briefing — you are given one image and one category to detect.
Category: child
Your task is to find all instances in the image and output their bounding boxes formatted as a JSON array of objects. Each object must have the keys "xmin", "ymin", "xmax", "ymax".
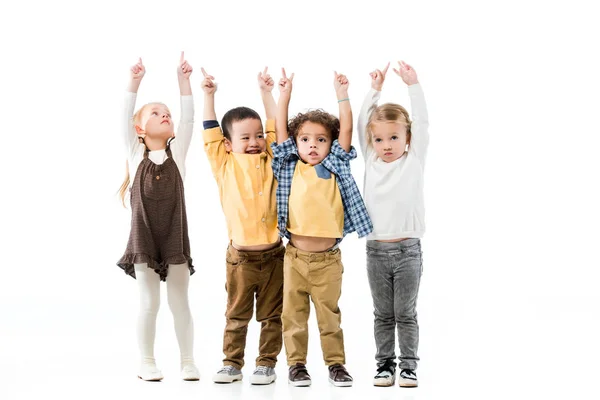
[
  {"xmin": 272, "ymin": 69, "xmax": 373, "ymax": 387},
  {"xmin": 201, "ymin": 67, "xmax": 284, "ymax": 385},
  {"xmin": 357, "ymin": 61, "xmax": 428, "ymax": 388},
  {"xmin": 116, "ymin": 53, "xmax": 199, "ymax": 382}
]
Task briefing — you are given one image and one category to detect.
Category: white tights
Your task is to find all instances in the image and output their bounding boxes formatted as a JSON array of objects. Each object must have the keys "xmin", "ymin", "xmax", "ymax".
[{"xmin": 134, "ymin": 263, "xmax": 195, "ymax": 367}]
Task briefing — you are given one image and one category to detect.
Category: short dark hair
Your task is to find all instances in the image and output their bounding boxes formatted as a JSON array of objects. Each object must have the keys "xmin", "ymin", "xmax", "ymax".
[
  {"xmin": 288, "ymin": 109, "xmax": 340, "ymax": 141},
  {"xmin": 221, "ymin": 107, "xmax": 262, "ymax": 140}
]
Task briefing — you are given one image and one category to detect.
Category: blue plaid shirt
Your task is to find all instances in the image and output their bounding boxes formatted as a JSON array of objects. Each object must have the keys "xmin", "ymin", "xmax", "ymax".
[{"xmin": 271, "ymin": 137, "xmax": 373, "ymax": 242}]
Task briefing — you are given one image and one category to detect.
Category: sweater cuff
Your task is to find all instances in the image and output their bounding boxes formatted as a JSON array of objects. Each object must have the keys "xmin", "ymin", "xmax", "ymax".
[{"xmin": 203, "ymin": 120, "xmax": 220, "ymax": 130}]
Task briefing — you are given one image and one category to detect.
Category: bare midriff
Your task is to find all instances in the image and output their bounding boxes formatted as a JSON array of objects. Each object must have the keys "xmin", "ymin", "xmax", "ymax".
[{"xmin": 290, "ymin": 233, "xmax": 337, "ymax": 253}]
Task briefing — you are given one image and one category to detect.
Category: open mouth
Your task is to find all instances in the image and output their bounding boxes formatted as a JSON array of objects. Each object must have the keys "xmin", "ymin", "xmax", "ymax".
[
  {"xmin": 246, "ymin": 149, "xmax": 260, "ymax": 154},
  {"xmin": 309, "ymin": 151, "xmax": 318, "ymax": 156}
]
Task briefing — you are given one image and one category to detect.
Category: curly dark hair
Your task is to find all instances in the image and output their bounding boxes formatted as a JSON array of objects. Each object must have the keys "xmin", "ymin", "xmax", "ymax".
[{"xmin": 287, "ymin": 109, "xmax": 340, "ymax": 141}]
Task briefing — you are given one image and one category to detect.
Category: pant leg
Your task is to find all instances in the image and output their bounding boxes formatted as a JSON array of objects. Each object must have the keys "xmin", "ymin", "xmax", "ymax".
[
  {"xmin": 308, "ymin": 250, "xmax": 345, "ymax": 366},
  {"xmin": 254, "ymin": 247, "xmax": 285, "ymax": 367},
  {"xmin": 282, "ymin": 248, "xmax": 311, "ymax": 366},
  {"xmin": 166, "ymin": 262, "xmax": 195, "ymax": 366},
  {"xmin": 134, "ymin": 263, "xmax": 161, "ymax": 365},
  {"xmin": 366, "ymin": 243, "xmax": 397, "ymax": 366},
  {"xmin": 394, "ymin": 240, "xmax": 423, "ymax": 370},
  {"xmin": 222, "ymin": 247, "xmax": 259, "ymax": 369}
]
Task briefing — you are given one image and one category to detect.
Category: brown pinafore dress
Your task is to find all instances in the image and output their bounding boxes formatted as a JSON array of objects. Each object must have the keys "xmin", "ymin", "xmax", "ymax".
[{"xmin": 117, "ymin": 141, "xmax": 195, "ymax": 281}]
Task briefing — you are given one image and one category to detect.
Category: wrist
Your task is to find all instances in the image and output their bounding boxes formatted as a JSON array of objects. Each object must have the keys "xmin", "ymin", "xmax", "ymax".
[
  {"xmin": 336, "ymin": 92, "xmax": 349, "ymax": 100},
  {"xmin": 372, "ymin": 85, "xmax": 382, "ymax": 91}
]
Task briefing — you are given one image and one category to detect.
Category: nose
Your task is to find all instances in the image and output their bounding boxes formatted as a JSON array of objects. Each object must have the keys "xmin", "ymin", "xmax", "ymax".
[{"xmin": 162, "ymin": 113, "xmax": 170, "ymax": 119}]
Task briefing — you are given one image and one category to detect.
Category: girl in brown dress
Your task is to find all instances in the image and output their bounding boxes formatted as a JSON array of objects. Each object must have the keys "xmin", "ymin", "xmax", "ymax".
[{"xmin": 117, "ymin": 53, "xmax": 198, "ymax": 382}]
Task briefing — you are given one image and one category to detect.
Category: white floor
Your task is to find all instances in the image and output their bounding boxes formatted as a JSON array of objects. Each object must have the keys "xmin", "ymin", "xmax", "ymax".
[{"xmin": 2, "ymin": 274, "xmax": 599, "ymax": 400}]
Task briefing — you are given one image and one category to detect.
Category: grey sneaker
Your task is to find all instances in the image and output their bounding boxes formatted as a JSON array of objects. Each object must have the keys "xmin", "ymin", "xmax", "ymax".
[
  {"xmin": 250, "ymin": 365, "xmax": 277, "ymax": 385},
  {"xmin": 373, "ymin": 360, "xmax": 396, "ymax": 387},
  {"xmin": 398, "ymin": 369, "xmax": 418, "ymax": 387},
  {"xmin": 213, "ymin": 365, "xmax": 243, "ymax": 383}
]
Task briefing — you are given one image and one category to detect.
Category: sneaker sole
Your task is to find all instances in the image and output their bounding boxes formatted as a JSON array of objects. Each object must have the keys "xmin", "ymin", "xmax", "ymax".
[
  {"xmin": 399, "ymin": 380, "xmax": 418, "ymax": 388},
  {"xmin": 328, "ymin": 378, "xmax": 353, "ymax": 387},
  {"xmin": 250, "ymin": 376, "xmax": 276, "ymax": 385},
  {"xmin": 138, "ymin": 375, "xmax": 163, "ymax": 382},
  {"xmin": 213, "ymin": 375, "xmax": 243, "ymax": 384},
  {"xmin": 373, "ymin": 378, "xmax": 395, "ymax": 387},
  {"xmin": 288, "ymin": 379, "xmax": 311, "ymax": 387}
]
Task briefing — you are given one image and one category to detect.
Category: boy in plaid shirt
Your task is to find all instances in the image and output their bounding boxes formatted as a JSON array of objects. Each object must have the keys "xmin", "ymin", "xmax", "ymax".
[{"xmin": 272, "ymin": 69, "xmax": 372, "ymax": 387}]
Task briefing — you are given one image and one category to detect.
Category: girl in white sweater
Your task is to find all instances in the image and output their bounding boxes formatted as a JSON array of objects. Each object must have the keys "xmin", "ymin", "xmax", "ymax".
[{"xmin": 357, "ymin": 61, "xmax": 429, "ymax": 388}]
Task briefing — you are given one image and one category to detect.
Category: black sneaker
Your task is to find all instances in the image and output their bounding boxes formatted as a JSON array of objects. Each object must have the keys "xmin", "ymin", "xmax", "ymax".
[
  {"xmin": 288, "ymin": 363, "xmax": 311, "ymax": 387},
  {"xmin": 399, "ymin": 369, "xmax": 418, "ymax": 387},
  {"xmin": 328, "ymin": 364, "xmax": 353, "ymax": 387},
  {"xmin": 373, "ymin": 360, "xmax": 396, "ymax": 387}
]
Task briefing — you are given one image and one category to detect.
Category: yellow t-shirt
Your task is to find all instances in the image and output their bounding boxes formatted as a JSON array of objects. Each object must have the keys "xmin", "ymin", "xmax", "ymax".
[
  {"xmin": 287, "ymin": 161, "xmax": 344, "ymax": 238},
  {"xmin": 203, "ymin": 120, "xmax": 278, "ymax": 246}
]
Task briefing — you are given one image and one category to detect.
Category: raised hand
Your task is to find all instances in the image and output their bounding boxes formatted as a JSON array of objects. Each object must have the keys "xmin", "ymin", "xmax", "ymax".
[
  {"xmin": 334, "ymin": 71, "xmax": 349, "ymax": 99},
  {"xmin": 393, "ymin": 60, "xmax": 419, "ymax": 86},
  {"xmin": 130, "ymin": 57, "xmax": 145, "ymax": 81},
  {"xmin": 258, "ymin": 67, "xmax": 275, "ymax": 92},
  {"xmin": 369, "ymin": 62, "xmax": 390, "ymax": 91},
  {"xmin": 177, "ymin": 51, "xmax": 193, "ymax": 80},
  {"xmin": 200, "ymin": 67, "xmax": 217, "ymax": 95},
  {"xmin": 278, "ymin": 68, "xmax": 294, "ymax": 98}
]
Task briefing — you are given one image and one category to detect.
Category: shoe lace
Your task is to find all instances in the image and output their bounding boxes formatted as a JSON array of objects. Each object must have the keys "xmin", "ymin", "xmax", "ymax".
[
  {"xmin": 400, "ymin": 369, "xmax": 416, "ymax": 378},
  {"xmin": 219, "ymin": 365, "xmax": 235, "ymax": 373},
  {"xmin": 255, "ymin": 366, "xmax": 269, "ymax": 374},
  {"xmin": 377, "ymin": 360, "xmax": 396, "ymax": 374}
]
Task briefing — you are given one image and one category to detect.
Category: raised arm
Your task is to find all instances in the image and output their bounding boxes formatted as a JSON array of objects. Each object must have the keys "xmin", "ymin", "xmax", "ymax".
[
  {"xmin": 276, "ymin": 68, "xmax": 294, "ymax": 144},
  {"xmin": 200, "ymin": 67, "xmax": 227, "ymax": 176},
  {"xmin": 393, "ymin": 61, "xmax": 429, "ymax": 160},
  {"xmin": 357, "ymin": 63, "xmax": 389, "ymax": 157},
  {"xmin": 334, "ymin": 71, "xmax": 352, "ymax": 153},
  {"xmin": 258, "ymin": 67, "xmax": 276, "ymax": 120},
  {"xmin": 173, "ymin": 51, "xmax": 194, "ymax": 159},
  {"xmin": 124, "ymin": 58, "xmax": 145, "ymax": 155},
  {"xmin": 201, "ymin": 67, "xmax": 217, "ymax": 121}
]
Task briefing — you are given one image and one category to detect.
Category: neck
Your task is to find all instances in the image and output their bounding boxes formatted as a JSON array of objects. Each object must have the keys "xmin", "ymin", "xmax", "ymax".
[{"xmin": 143, "ymin": 136, "xmax": 169, "ymax": 151}]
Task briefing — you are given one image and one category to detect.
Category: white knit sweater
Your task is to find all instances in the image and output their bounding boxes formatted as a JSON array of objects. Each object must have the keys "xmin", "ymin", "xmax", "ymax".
[{"xmin": 356, "ymin": 84, "xmax": 429, "ymax": 240}]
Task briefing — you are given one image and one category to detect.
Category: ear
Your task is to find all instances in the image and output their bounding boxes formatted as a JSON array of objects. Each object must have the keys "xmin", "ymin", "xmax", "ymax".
[
  {"xmin": 135, "ymin": 124, "xmax": 145, "ymax": 135},
  {"xmin": 224, "ymin": 138, "xmax": 233, "ymax": 152}
]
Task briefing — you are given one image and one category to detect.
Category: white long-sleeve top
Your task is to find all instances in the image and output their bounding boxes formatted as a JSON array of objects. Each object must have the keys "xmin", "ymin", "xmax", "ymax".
[
  {"xmin": 356, "ymin": 84, "xmax": 429, "ymax": 240},
  {"xmin": 123, "ymin": 92, "xmax": 194, "ymax": 189}
]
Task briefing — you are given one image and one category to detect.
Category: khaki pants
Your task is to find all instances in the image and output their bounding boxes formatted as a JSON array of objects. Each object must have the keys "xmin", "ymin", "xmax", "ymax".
[
  {"xmin": 282, "ymin": 243, "xmax": 345, "ymax": 366},
  {"xmin": 222, "ymin": 243, "xmax": 285, "ymax": 369}
]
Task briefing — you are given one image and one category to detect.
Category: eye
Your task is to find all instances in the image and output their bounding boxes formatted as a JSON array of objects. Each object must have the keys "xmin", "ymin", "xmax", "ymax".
[
  {"xmin": 318, "ymin": 137, "xmax": 327, "ymax": 143},
  {"xmin": 241, "ymin": 137, "xmax": 249, "ymax": 141},
  {"xmin": 391, "ymin": 135, "xmax": 399, "ymax": 141},
  {"xmin": 300, "ymin": 137, "xmax": 308, "ymax": 142},
  {"xmin": 374, "ymin": 138, "xmax": 382, "ymax": 143},
  {"xmin": 257, "ymin": 134, "xmax": 264, "ymax": 139},
  {"xmin": 151, "ymin": 111, "xmax": 158, "ymax": 116}
]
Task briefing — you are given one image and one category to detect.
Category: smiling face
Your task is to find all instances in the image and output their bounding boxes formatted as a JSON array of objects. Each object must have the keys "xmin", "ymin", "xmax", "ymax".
[
  {"xmin": 135, "ymin": 103, "xmax": 174, "ymax": 141},
  {"xmin": 225, "ymin": 118, "xmax": 266, "ymax": 154},
  {"xmin": 370, "ymin": 121, "xmax": 409, "ymax": 162},
  {"xmin": 296, "ymin": 121, "xmax": 332, "ymax": 165}
]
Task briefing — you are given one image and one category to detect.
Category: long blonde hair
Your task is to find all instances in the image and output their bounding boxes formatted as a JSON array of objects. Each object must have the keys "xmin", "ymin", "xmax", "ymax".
[
  {"xmin": 118, "ymin": 103, "xmax": 156, "ymax": 207},
  {"xmin": 366, "ymin": 103, "xmax": 412, "ymax": 146}
]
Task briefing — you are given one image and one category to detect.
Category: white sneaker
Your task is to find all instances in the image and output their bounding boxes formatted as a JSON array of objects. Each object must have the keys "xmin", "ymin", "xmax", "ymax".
[
  {"xmin": 138, "ymin": 363, "xmax": 164, "ymax": 381},
  {"xmin": 250, "ymin": 366, "xmax": 276, "ymax": 385},
  {"xmin": 181, "ymin": 364, "xmax": 200, "ymax": 381},
  {"xmin": 213, "ymin": 365, "xmax": 243, "ymax": 383},
  {"xmin": 398, "ymin": 369, "xmax": 418, "ymax": 387},
  {"xmin": 373, "ymin": 362, "xmax": 396, "ymax": 387}
]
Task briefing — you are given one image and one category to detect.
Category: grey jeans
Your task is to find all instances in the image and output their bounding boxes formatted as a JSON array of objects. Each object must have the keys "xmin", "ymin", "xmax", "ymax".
[{"xmin": 366, "ymin": 239, "xmax": 423, "ymax": 370}]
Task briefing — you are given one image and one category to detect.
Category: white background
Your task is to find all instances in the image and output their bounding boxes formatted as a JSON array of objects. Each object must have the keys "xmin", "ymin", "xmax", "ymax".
[{"xmin": 1, "ymin": 0, "xmax": 599, "ymax": 399}]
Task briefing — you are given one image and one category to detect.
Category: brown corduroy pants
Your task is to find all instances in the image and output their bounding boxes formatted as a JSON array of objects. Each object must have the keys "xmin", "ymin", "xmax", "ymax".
[{"xmin": 222, "ymin": 243, "xmax": 285, "ymax": 369}]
